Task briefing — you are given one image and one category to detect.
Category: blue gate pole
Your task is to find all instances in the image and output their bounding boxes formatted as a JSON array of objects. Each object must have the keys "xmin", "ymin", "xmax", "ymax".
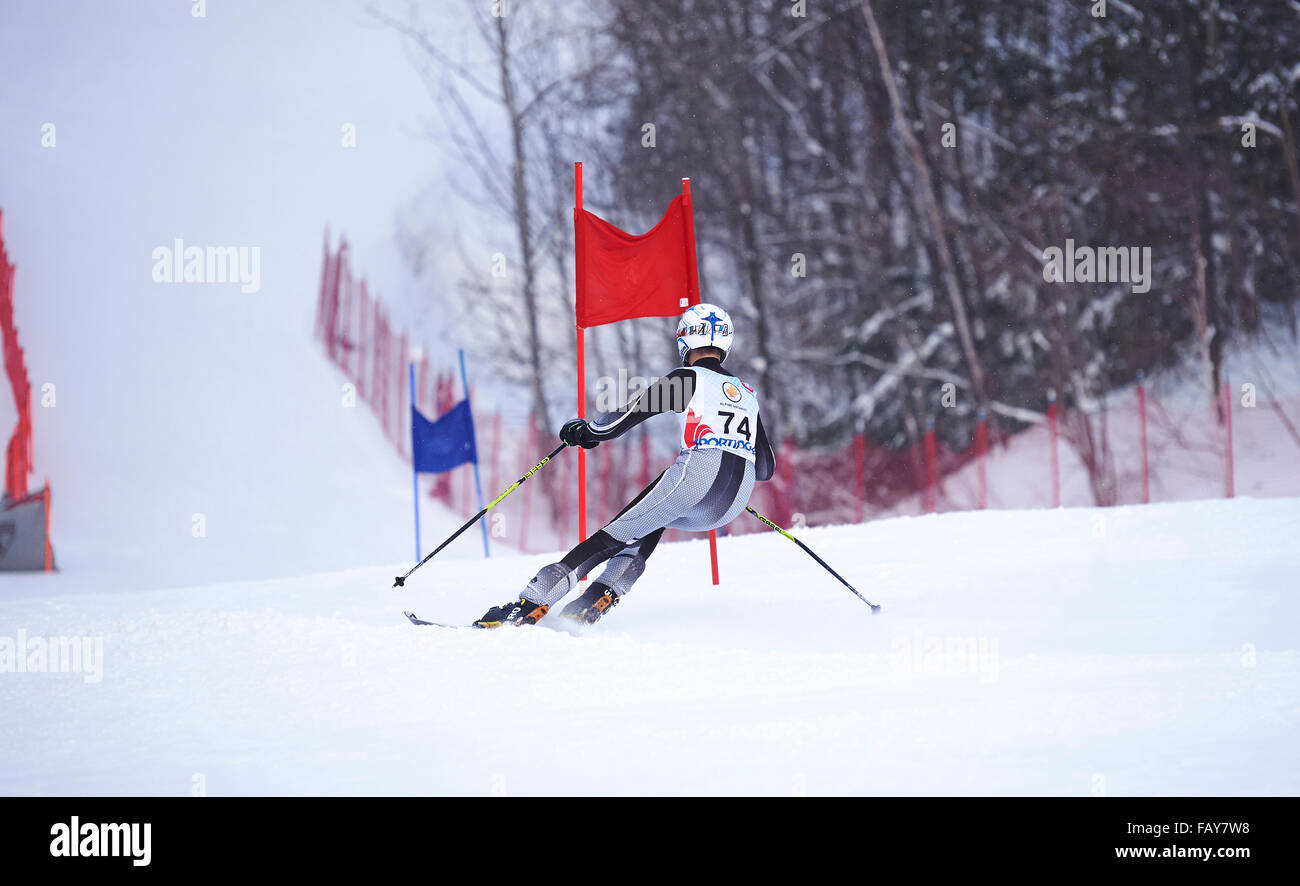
[
  {"xmin": 409, "ymin": 362, "xmax": 421, "ymax": 561},
  {"xmin": 459, "ymin": 349, "xmax": 491, "ymax": 558}
]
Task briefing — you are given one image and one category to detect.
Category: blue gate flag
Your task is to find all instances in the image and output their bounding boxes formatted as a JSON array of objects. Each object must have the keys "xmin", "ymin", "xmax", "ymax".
[{"xmin": 411, "ymin": 399, "xmax": 478, "ymax": 473}]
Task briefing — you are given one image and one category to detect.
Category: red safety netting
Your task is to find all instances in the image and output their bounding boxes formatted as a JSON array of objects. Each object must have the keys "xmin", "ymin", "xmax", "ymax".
[
  {"xmin": 1, "ymin": 210, "xmax": 33, "ymax": 501},
  {"xmin": 0, "ymin": 209, "xmax": 54, "ymax": 572},
  {"xmin": 315, "ymin": 232, "xmax": 410, "ymax": 458}
]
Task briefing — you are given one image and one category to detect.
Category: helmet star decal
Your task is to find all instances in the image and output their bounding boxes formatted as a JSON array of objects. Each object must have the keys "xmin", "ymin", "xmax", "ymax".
[{"xmin": 704, "ymin": 311, "xmax": 722, "ymax": 342}]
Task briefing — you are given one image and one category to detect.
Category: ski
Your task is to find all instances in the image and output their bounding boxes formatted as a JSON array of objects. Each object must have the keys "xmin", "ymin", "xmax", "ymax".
[
  {"xmin": 404, "ymin": 609, "xmax": 589, "ymax": 634},
  {"xmin": 403, "ymin": 610, "xmax": 462, "ymax": 628}
]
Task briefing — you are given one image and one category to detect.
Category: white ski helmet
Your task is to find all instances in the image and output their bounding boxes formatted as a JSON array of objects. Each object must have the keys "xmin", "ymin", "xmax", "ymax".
[{"xmin": 675, "ymin": 303, "xmax": 735, "ymax": 364}]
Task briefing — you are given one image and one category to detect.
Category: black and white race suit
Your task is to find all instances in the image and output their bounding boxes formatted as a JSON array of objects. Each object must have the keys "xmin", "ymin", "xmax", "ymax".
[{"xmin": 521, "ymin": 356, "xmax": 776, "ymax": 608}]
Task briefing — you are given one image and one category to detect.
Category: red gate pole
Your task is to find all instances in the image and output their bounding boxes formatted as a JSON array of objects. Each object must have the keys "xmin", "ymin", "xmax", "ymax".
[
  {"xmin": 1137, "ymin": 371, "xmax": 1150, "ymax": 504},
  {"xmin": 853, "ymin": 429, "xmax": 866, "ymax": 523},
  {"xmin": 1047, "ymin": 389, "xmax": 1060, "ymax": 508},
  {"xmin": 1223, "ymin": 380, "xmax": 1234, "ymax": 499},
  {"xmin": 924, "ymin": 418, "xmax": 937, "ymax": 514},
  {"xmin": 574, "ymin": 162, "xmax": 588, "ymax": 549},
  {"xmin": 976, "ymin": 409, "xmax": 988, "ymax": 510}
]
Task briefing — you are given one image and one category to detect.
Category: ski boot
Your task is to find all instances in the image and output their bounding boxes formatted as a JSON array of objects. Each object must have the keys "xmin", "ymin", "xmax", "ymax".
[
  {"xmin": 473, "ymin": 597, "xmax": 549, "ymax": 629},
  {"xmin": 558, "ymin": 582, "xmax": 620, "ymax": 627}
]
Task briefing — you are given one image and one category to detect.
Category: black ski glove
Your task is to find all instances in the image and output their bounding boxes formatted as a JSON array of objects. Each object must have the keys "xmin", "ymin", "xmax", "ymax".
[{"xmin": 559, "ymin": 418, "xmax": 598, "ymax": 449}]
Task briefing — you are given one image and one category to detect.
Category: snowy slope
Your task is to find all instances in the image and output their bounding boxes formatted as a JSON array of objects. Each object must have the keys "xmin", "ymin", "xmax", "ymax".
[
  {"xmin": 3, "ymin": 496, "xmax": 1297, "ymax": 796},
  {"xmin": 0, "ymin": 0, "xmax": 476, "ymax": 592}
]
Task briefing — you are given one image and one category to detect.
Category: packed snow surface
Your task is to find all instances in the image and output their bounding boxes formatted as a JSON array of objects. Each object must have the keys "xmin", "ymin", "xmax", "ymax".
[{"xmin": 3, "ymin": 496, "xmax": 1297, "ymax": 795}]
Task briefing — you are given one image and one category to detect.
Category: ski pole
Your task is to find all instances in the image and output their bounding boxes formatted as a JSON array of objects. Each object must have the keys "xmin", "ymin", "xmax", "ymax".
[
  {"xmin": 394, "ymin": 442, "xmax": 569, "ymax": 588},
  {"xmin": 745, "ymin": 505, "xmax": 881, "ymax": 613}
]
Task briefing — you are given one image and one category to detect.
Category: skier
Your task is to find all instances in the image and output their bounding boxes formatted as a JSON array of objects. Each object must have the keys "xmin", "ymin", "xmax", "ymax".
[{"xmin": 475, "ymin": 303, "xmax": 775, "ymax": 629}]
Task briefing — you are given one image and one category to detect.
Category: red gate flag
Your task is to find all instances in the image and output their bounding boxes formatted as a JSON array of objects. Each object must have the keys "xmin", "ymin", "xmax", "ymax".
[
  {"xmin": 573, "ymin": 165, "xmax": 717, "ymax": 584},
  {"xmin": 575, "ymin": 194, "xmax": 700, "ymax": 328}
]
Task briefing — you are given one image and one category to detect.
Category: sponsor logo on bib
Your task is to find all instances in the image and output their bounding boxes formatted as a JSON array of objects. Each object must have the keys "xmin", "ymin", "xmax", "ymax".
[
  {"xmin": 722, "ymin": 381, "xmax": 742, "ymax": 402},
  {"xmin": 684, "ymin": 409, "xmax": 714, "ymax": 447},
  {"xmin": 693, "ymin": 436, "xmax": 756, "ymax": 454}
]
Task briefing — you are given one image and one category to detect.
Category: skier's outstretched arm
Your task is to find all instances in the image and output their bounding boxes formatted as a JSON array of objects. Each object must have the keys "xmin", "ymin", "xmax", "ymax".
[
  {"xmin": 755, "ymin": 413, "xmax": 775, "ymax": 481},
  {"xmin": 583, "ymin": 368, "xmax": 697, "ymax": 443}
]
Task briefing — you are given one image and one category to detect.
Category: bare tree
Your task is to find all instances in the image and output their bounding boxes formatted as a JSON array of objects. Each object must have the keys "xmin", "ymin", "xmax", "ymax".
[
  {"xmin": 858, "ymin": 0, "xmax": 989, "ymax": 411},
  {"xmin": 373, "ymin": 0, "xmax": 609, "ymax": 429}
]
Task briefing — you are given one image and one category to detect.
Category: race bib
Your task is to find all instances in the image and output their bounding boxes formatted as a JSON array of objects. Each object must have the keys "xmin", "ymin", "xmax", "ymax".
[{"xmin": 679, "ymin": 368, "xmax": 759, "ymax": 462}]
